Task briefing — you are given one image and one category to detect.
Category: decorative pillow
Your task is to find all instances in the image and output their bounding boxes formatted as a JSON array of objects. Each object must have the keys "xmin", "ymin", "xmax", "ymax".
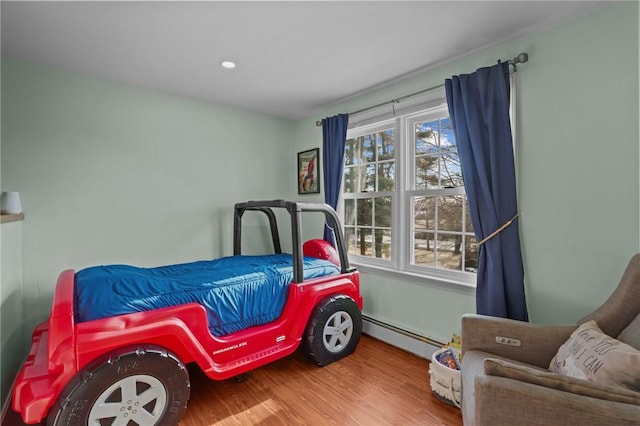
[
  {"xmin": 484, "ymin": 358, "xmax": 640, "ymax": 405},
  {"xmin": 618, "ymin": 313, "xmax": 640, "ymax": 351},
  {"xmin": 549, "ymin": 320, "xmax": 640, "ymax": 392}
]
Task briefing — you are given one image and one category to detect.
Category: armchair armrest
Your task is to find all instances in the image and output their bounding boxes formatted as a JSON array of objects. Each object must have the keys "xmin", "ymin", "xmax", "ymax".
[
  {"xmin": 483, "ymin": 358, "xmax": 640, "ymax": 405},
  {"xmin": 462, "ymin": 314, "xmax": 576, "ymax": 368},
  {"xmin": 474, "ymin": 375, "xmax": 640, "ymax": 426}
]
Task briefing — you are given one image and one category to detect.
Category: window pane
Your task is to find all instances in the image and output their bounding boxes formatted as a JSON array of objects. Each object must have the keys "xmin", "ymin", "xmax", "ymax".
[
  {"xmin": 344, "ymin": 199, "xmax": 355, "ymax": 226},
  {"xmin": 464, "ymin": 199, "xmax": 474, "ymax": 233},
  {"xmin": 464, "ymin": 234, "xmax": 479, "ymax": 273},
  {"xmin": 441, "ymin": 152, "xmax": 463, "ymax": 188},
  {"xmin": 357, "ymin": 199, "xmax": 373, "ymax": 226},
  {"xmin": 377, "ymin": 162, "xmax": 395, "ymax": 191},
  {"xmin": 356, "ymin": 227, "xmax": 372, "ymax": 256},
  {"xmin": 413, "ymin": 196, "xmax": 435, "ymax": 230},
  {"xmin": 344, "ymin": 167, "xmax": 356, "ymax": 193},
  {"xmin": 436, "ymin": 233, "xmax": 463, "ymax": 271},
  {"xmin": 374, "ymin": 229, "xmax": 391, "ymax": 259},
  {"xmin": 377, "ymin": 129, "xmax": 395, "ymax": 160},
  {"xmin": 345, "ymin": 138, "xmax": 357, "ymax": 166},
  {"xmin": 345, "ymin": 227, "xmax": 356, "ymax": 255},
  {"xmin": 439, "ymin": 118, "xmax": 457, "ymax": 153},
  {"xmin": 415, "ymin": 121, "xmax": 439, "ymax": 154},
  {"xmin": 413, "ymin": 231, "xmax": 435, "ymax": 266},
  {"xmin": 350, "ymin": 164, "xmax": 375, "ymax": 192},
  {"xmin": 361, "ymin": 134, "xmax": 376, "ymax": 163},
  {"xmin": 363, "ymin": 164, "xmax": 376, "ymax": 192},
  {"xmin": 415, "ymin": 155, "xmax": 439, "ymax": 190},
  {"xmin": 374, "ymin": 197, "xmax": 392, "ymax": 227},
  {"xmin": 437, "ymin": 196, "xmax": 463, "ymax": 232}
]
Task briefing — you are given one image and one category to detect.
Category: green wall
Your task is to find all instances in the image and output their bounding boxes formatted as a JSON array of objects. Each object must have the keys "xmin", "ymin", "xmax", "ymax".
[
  {"xmin": 293, "ymin": 2, "xmax": 639, "ymax": 341},
  {"xmin": 0, "ymin": 58, "xmax": 295, "ymax": 407},
  {"xmin": 0, "ymin": 0, "xmax": 638, "ymax": 412},
  {"xmin": 1, "ymin": 221, "xmax": 24, "ymax": 406}
]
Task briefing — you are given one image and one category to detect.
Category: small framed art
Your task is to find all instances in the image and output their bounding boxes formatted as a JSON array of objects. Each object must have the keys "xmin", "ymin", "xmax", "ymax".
[{"xmin": 297, "ymin": 148, "xmax": 320, "ymax": 194}]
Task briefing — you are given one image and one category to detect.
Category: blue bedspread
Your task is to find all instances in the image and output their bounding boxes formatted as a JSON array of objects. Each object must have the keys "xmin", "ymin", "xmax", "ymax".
[{"xmin": 75, "ymin": 254, "xmax": 339, "ymax": 336}]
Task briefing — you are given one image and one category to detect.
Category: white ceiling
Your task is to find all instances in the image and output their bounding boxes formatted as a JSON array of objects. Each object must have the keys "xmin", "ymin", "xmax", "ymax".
[{"xmin": 1, "ymin": 1, "xmax": 607, "ymax": 120}]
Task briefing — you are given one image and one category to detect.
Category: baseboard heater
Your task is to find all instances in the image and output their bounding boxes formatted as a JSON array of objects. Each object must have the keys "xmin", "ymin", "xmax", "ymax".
[{"xmin": 362, "ymin": 314, "xmax": 445, "ymax": 359}]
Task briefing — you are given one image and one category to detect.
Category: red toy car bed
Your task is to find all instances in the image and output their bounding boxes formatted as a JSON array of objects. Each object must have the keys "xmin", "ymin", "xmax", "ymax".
[{"xmin": 11, "ymin": 200, "xmax": 362, "ymax": 425}]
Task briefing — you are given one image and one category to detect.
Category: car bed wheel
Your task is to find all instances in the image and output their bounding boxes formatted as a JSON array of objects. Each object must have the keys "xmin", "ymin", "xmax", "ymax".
[
  {"xmin": 47, "ymin": 346, "xmax": 190, "ymax": 426},
  {"xmin": 303, "ymin": 295, "xmax": 362, "ymax": 366}
]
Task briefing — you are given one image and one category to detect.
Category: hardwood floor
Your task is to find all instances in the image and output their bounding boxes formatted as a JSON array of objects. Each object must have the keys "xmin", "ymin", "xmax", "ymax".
[
  {"xmin": 180, "ymin": 335, "xmax": 462, "ymax": 426},
  {"xmin": 4, "ymin": 335, "xmax": 462, "ymax": 425}
]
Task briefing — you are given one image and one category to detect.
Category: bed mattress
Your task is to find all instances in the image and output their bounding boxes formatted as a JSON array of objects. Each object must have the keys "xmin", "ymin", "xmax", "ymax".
[{"xmin": 75, "ymin": 254, "xmax": 340, "ymax": 336}]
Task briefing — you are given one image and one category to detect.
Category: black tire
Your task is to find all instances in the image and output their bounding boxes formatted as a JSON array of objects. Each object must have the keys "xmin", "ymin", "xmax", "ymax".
[
  {"xmin": 303, "ymin": 295, "xmax": 362, "ymax": 366},
  {"xmin": 47, "ymin": 346, "xmax": 190, "ymax": 426}
]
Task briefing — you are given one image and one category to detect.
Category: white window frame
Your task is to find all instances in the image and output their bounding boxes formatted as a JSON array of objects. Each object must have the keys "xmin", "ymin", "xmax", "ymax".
[
  {"xmin": 342, "ymin": 99, "xmax": 477, "ymax": 289},
  {"xmin": 342, "ymin": 119, "xmax": 397, "ymax": 262}
]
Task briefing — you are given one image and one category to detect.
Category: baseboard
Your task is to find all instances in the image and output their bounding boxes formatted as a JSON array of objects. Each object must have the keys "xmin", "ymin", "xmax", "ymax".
[{"xmin": 362, "ymin": 315, "xmax": 443, "ymax": 360}]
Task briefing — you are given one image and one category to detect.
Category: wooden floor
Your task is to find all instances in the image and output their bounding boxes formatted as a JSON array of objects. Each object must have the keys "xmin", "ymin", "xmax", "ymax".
[{"xmin": 4, "ymin": 335, "xmax": 462, "ymax": 425}]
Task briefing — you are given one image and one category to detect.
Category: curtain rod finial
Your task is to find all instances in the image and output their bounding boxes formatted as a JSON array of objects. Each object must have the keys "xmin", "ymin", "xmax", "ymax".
[
  {"xmin": 316, "ymin": 120, "xmax": 322, "ymax": 127},
  {"xmin": 514, "ymin": 52, "xmax": 528, "ymax": 64}
]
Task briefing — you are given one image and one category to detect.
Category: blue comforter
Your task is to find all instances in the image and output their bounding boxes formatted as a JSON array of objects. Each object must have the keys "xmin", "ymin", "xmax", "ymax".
[{"xmin": 75, "ymin": 254, "xmax": 340, "ymax": 336}]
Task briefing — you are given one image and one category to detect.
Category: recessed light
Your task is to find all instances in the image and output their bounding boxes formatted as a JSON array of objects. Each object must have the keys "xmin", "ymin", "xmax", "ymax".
[{"xmin": 220, "ymin": 60, "xmax": 236, "ymax": 69}]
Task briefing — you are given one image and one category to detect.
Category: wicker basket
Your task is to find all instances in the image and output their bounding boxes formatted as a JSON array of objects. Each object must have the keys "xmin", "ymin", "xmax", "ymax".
[{"xmin": 429, "ymin": 348, "xmax": 461, "ymax": 408}]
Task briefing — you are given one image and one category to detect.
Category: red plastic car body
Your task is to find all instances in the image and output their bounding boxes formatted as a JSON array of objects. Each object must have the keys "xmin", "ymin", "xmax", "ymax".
[{"xmin": 12, "ymin": 201, "xmax": 362, "ymax": 425}]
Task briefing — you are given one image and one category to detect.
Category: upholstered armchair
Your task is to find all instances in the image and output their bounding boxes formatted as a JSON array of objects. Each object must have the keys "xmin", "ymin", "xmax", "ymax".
[{"xmin": 461, "ymin": 253, "xmax": 640, "ymax": 425}]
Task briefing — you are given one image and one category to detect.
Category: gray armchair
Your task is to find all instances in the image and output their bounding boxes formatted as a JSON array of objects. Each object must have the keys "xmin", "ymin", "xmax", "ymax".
[{"xmin": 461, "ymin": 253, "xmax": 640, "ymax": 425}]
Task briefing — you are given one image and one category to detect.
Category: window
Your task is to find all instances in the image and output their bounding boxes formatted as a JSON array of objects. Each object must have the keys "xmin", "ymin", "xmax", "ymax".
[
  {"xmin": 342, "ymin": 102, "xmax": 478, "ymax": 285},
  {"xmin": 343, "ymin": 124, "xmax": 395, "ymax": 260}
]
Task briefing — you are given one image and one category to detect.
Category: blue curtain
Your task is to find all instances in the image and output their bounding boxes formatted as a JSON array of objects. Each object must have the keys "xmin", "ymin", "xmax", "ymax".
[
  {"xmin": 445, "ymin": 62, "xmax": 528, "ymax": 321},
  {"xmin": 321, "ymin": 113, "xmax": 349, "ymax": 244}
]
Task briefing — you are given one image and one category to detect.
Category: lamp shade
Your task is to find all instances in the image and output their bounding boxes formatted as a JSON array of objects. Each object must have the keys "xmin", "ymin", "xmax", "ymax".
[{"xmin": 1, "ymin": 192, "xmax": 22, "ymax": 214}]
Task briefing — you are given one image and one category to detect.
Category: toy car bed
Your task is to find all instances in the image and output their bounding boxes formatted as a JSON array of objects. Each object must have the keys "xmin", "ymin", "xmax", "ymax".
[{"xmin": 12, "ymin": 200, "xmax": 362, "ymax": 425}]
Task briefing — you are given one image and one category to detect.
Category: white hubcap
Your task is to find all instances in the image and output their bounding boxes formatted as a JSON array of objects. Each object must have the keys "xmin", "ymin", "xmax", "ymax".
[
  {"xmin": 88, "ymin": 374, "xmax": 167, "ymax": 426},
  {"xmin": 323, "ymin": 310, "xmax": 354, "ymax": 353}
]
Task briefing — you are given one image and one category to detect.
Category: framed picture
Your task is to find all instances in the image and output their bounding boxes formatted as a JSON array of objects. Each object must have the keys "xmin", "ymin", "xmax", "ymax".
[{"xmin": 298, "ymin": 148, "xmax": 320, "ymax": 194}]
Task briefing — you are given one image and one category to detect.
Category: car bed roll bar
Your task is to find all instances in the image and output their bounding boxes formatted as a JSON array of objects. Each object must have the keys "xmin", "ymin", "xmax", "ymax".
[{"xmin": 233, "ymin": 200, "xmax": 353, "ymax": 283}]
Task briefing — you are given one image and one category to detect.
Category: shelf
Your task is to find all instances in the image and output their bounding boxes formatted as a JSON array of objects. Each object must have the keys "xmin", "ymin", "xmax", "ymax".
[{"xmin": 1, "ymin": 213, "xmax": 25, "ymax": 224}]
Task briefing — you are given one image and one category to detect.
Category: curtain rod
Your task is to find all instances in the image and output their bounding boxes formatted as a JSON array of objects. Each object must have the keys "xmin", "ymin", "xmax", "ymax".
[{"xmin": 315, "ymin": 52, "xmax": 529, "ymax": 126}]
